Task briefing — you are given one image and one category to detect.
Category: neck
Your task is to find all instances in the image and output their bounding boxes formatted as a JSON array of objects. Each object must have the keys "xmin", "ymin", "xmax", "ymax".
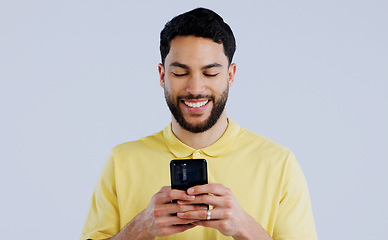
[{"xmin": 171, "ymin": 112, "xmax": 229, "ymax": 149}]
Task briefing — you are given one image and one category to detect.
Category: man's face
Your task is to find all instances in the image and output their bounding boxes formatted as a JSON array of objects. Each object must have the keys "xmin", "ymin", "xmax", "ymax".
[{"xmin": 159, "ymin": 36, "xmax": 236, "ymax": 133}]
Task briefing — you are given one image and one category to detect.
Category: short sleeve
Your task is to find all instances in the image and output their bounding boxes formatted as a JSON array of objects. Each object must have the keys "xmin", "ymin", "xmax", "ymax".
[
  {"xmin": 80, "ymin": 151, "xmax": 120, "ymax": 240},
  {"xmin": 273, "ymin": 152, "xmax": 318, "ymax": 240}
]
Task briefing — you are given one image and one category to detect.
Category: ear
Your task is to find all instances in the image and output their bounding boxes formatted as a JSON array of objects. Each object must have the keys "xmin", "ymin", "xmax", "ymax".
[
  {"xmin": 228, "ymin": 63, "xmax": 236, "ymax": 87},
  {"xmin": 158, "ymin": 63, "xmax": 165, "ymax": 88}
]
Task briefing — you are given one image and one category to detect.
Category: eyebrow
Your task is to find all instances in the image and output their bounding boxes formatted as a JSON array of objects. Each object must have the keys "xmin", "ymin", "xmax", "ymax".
[
  {"xmin": 202, "ymin": 63, "xmax": 223, "ymax": 70},
  {"xmin": 169, "ymin": 62, "xmax": 223, "ymax": 70},
  {"xmin": 170, "ymin": 62, "xmax": 189, "ymax": 69}
]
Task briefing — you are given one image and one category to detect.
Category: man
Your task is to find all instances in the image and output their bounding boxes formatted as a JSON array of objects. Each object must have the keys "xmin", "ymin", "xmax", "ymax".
[{"xmin": 81, "ymin": 8, "xmax": 317, "ymax": 240}]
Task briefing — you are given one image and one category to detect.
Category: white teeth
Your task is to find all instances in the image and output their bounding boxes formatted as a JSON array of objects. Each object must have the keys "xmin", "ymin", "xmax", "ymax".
[{"xmin": 184, "ymin": 100, "xmax": 209, "ymax": 108}]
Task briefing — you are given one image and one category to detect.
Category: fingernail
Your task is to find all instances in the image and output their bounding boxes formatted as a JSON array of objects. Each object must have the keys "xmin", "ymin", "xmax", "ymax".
[
  {"xmin": 188, "ymin": 195, "xmax": 195, "ymax": 200},
  {"xmin": 177, "ymin": 212, "xmax": 184, "ymax": 217},
  {"xmin": 187, "ymin": 188, "xmax": 194, "ymax": 194}
]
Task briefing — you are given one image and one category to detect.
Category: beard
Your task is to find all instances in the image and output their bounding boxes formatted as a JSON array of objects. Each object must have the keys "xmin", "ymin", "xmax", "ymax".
[{"xmin": 164, "ymin": 87, "xmax": 229, "ymax": 133}]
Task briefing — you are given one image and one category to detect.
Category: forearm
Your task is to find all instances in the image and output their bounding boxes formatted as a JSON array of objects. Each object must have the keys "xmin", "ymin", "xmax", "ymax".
[
  {"xmin": 104, "ymin": 210, "xmax": 154, "ymax": 240},
  {"xmin": 233, "ymin": 213, "xmax": 273, "ymax": 240}
]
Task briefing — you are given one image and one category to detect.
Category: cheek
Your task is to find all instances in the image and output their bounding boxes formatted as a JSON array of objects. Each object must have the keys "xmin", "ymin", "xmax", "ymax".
[
  {"xmin": 164, "ymin": 84, "xmax": 180, "ymax": 101},
  {"xmin": 166, "ymin": 81, "xmax": 187, "ymax": 94},
  {"xmin": 210, "ymin": 80, "xmax": 229, "ymax": 94}
]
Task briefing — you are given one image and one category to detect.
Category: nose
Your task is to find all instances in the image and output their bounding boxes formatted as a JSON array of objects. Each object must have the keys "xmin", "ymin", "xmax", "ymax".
[{"xmin": 185, "ymin": 73, "xmax": 205, "ymax": 95}]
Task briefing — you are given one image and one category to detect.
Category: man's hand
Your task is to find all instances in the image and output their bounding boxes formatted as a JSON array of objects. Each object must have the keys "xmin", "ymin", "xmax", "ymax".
[
  {"xmin": 141, "ymin": 186, "xmax": 206, "ymax": 237},
  {"xmin": 108, "ymin": 186, "xmax": 207, "ymax": 240},
  {"xmin": 175, "ymin": 183, "xmax": 273, "ymax": 240}
]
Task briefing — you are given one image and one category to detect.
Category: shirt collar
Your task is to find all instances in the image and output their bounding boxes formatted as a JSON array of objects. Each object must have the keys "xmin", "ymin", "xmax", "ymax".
[{"xmin": 163, "ymin": 119, "xmax": 241, "ymax": 158}]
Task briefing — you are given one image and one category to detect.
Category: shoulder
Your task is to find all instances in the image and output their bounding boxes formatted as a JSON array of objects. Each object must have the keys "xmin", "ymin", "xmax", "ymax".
[
  {"xmin": 111, "ymin": 129, "xmax": 167, "ymax": 158},
  {"xmin": 234, "ymin": 124, "xmax": 304, "ymax": 182},
  {"xmin": 229, "ymin": 122, "xmax": 296, "ymax": 169},
  {"xmin": 238, "ymin": 125, "xmax": 291, "ymax": 153}
]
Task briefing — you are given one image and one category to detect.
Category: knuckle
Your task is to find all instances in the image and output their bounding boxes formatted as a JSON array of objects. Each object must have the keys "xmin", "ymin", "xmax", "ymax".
[
  {"xmin": 220, "ymin": 221, "xmax": 234, "ymax": 233},
  {"xmin": 201, "ymin": 194, "xmax": 210, "ymax": 202},
  {"xmin": 180, "ymin": 218, "xmax": 192, "ymax": 224},
  {"xmin": 210, "ymin": 184, "xmax": 220, "ymax": 192},
  {"xmin": 153, "ymin": 209, "xmax": 161, "ymax": 217},
  {"xmin": 196, "ymin": 204, "xmax": 206, "ymax": 210},
  {"xmin": 168, "ymin": 190, "xmax": 175, "ymax": 200},
  {"xmin": 159, "ymin": 228, "xmax": 169, "ymax": 236},
  {"xmin": 156, "ymin": 219, "xmax": 165, "ymax": 228},
  {"xmin": 177, "ymin": 204, "xmax": 184, "ymax": 211},
  {"xmin": 224, "ymin": 210, "xmax": 232, "ymax": 218},
  {"xmin": 224, "ymin": 199, "xmax": 233, "ymax": 208},
  {"xmin": 220, "ymin": 221, "xmax": 229, "ymax": 229},
  {"xmin": 154, "ymin": 193, "xmax": 164, "ymax": 203}
]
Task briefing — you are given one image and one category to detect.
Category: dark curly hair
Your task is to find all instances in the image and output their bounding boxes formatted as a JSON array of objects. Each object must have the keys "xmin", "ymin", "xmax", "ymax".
[{"xmin": 160, "ymin": 7, "xmax": 236, "ymax": 66}]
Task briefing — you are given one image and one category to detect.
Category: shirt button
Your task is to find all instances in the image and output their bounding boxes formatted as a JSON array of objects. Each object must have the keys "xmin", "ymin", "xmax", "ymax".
[{"xmin": 195, "ymin": 152, "xmax": 201, "ymax": 158}]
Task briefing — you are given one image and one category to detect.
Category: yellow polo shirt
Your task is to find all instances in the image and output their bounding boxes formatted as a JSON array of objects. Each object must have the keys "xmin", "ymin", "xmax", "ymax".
[{"xmin": 80, "ymin": 119, "xmax": 317, "ymax": 240}]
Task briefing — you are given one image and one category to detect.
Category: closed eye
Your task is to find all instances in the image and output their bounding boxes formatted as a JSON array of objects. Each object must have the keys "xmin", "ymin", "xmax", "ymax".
[
  {"xmin": 204, "ymin": 73, "xmax": 219, "ymax": 77},
  {"xmin": 172, "ymin": 72, "xmax": 189, "ymax": 77}
]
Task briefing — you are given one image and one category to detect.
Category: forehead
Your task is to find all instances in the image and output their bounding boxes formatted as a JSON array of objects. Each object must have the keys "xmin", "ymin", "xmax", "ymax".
[{"xmin": 165, "ymin": 36, "xmax": 228, "ymax": 66}]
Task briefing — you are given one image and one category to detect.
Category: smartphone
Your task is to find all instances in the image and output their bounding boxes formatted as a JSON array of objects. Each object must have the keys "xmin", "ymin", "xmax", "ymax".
[{"xmin": 170, "ymin": 159, "xmax": 208, "ymax": 191}]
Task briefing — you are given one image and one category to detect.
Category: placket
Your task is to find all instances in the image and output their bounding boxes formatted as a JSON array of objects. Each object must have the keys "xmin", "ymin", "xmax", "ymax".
[{"xmin": 192, "ymin": 150, "xmax": 204, "ymax": 159}]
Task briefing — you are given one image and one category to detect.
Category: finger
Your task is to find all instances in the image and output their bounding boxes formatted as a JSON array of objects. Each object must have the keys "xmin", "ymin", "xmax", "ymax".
[
  {"xmin": 156, "ymin": 215, "xmax": 200, "ymax": 227},
  {"xmin": 192, "ymin": 219, "xmax": 226, "ymax": 229},
  {"xmin": 187, "ymin": 183, "xmax": 231, "ymax": 196},
  {"xmin": 154, "ymin": 203, "xmax": 208, "ymax": 216},
  {"xmin": 170, "ymin": 189, "xmax": 196, "ymax": 202},
  {"xmin": 154, "ymin": 189, "xmax": 194, "ymax": 204},
  {"xmin": 158, "ymin": 224, "xmax": 196, "ymax": 236},
  {"xmin": 158, "ymin": 186, "xmax": 171, "ymax": 193},
  {"xmin": 176, "ymin": 203, "xmax": 209, "ymax": 213},
  {"xmin": 177, "ymin": 208, "xmax": 232, "ymax": 220},
  {"xmin": 154, "ymin": 186, "xmax": 174, "ymax": 204},
  {"xmin": 178, "ymin": 194, "xmax": 225, "ymax": 207}
]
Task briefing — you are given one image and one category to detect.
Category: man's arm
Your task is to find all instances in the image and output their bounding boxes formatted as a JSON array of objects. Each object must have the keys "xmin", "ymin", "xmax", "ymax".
[
  {"xmin": 176, "ymin": 183, "xmax": 273, "ymax": 240},
  {"xmin": 102, "ymin": 186, "xmax": 206, "ymax": 240}
]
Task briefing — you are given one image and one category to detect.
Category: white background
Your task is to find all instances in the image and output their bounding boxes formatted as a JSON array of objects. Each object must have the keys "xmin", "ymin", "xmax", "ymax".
[{"xmin": 1, "ymin": 0, "xmax": 387, "ymax": 239}]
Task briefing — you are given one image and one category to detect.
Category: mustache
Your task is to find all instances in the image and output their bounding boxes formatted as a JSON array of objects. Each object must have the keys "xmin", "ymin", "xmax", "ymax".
[{"xmin": 177, "ymin": 94, "xmax": 214, "ymax": 101}]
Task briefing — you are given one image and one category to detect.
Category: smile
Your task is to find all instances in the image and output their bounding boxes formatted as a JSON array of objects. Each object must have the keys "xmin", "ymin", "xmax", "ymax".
[{"xmin": 183, "ymin": 100, "xmax": 209, "ymax": 108}]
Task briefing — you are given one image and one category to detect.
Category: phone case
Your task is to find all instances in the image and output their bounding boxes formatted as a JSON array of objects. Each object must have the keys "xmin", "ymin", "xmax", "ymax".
[{"xmin": 170, "ymin": 159, "xmax": 208, "ymax": 191}]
